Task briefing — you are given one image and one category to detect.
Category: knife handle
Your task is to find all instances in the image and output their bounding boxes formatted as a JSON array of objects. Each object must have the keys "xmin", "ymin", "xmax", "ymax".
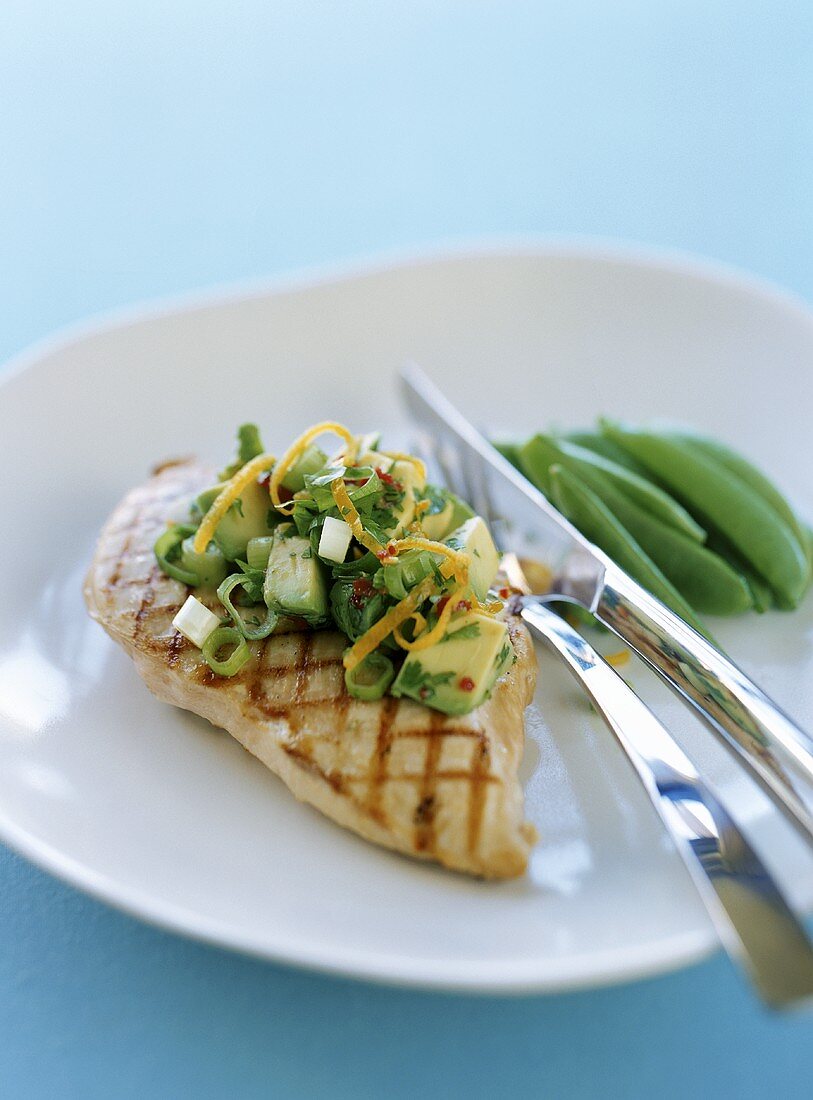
[{"xmin": 594, "ymin": 564, "xmax": 813, "ymax": 845}]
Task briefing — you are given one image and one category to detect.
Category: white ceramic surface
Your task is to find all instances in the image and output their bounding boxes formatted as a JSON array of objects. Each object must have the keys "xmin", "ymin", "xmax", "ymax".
[{"xmin": 1, "ymin": 242, "xmax": 812, "ymax": 993}]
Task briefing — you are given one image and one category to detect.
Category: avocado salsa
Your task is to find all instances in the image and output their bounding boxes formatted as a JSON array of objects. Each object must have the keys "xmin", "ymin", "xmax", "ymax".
[{"xmin": 158, "ymin": 422, "xmax": 515, "ymax": 716}]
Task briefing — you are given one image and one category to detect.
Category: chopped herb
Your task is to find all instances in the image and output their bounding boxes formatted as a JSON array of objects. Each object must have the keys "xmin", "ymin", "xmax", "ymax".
[
  {"xmin": 395, "ymin": 660, "xmax": 455, "ymax": 700},
  {"xmin": 440, "ymin": 622, "xmax": 481, "ymax": 643}
]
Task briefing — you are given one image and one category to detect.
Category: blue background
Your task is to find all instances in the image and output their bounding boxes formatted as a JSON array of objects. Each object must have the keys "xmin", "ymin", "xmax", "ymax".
[{"xmin": 1, "ymin": 2, "xmax": 811, "ymax": 1095}]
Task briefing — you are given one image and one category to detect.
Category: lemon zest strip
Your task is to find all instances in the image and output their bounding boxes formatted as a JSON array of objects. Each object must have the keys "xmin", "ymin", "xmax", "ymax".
[
  {"xmin": 192, "ymin": 452, "xmax": 276, "ymax": 554},
  {"xmin": 269, "ymin": 421, "xmax": 356, "ymax": 514},
  {"xmin": 330, "ymin": 478, "xmax": 384, "ymax": 555},
  {"xmin": 381, "ymin": 451, "xmax": 427, "ymax": 482}
]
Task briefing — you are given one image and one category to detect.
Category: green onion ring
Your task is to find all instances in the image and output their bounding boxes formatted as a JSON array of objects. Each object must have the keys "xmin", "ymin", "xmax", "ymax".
[
  {"xmin": 154, "ymin": 523, "xmax": 199, "ymax": 586},
  {"xmin": 217, "ymin": 574, "xmax": 279, "ymax": 640},
  {"xmin": 201, "ymin": 626, "xmax": 251, "ymax": 677},
  {"xmin": 344, "ymin": 651, "xmax": 396, "ymax": 701}
]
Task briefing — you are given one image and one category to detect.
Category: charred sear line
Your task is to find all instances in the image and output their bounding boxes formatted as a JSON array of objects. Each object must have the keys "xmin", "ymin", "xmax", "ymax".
[
  {"xmin": 414, "ymin": 714, "xmax": 443, "ymax": 854},
  {"xmin": 365, "ymin": 695, "xmax": 399, "ymax": 825},
  {"xmin": 413, "ymin": 795, "xmax": 435, "ymax": 826},
  {"xmin": 467, "ymin": 735, "xmax": 491, "ymax": 855}
]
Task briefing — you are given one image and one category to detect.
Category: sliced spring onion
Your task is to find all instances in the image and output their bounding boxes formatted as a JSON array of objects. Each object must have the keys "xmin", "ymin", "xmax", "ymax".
[
  {"xmin": 180, "ymin": 537, "xmax": 228, "ymax": 587},
  {"xmin": 318, "ymin": 516, "xmax": 353, "ymax": 563},
  {"xmin": 155, "ymin": 524, "xmax": 199, "ymax": 585},
  {"xmin": 246, "ymin": 536, "xmax": 275, "ymax": 572},
  {"xmin": 173, "ymin": 594, "xmax": 222, "ymax": 648},
  {"xmin": 201, "ymin": 626, "xmax": 251, "ymax": 677},
  {"xmin": 217, "ymin": 574, "xmax": 279, "ymax": 640},
  {"xmin": 344, "ymin": 650, "xmax": 396, "ymax": 701}
]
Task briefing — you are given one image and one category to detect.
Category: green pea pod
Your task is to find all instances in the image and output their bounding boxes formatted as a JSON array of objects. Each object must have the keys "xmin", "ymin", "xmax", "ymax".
[
  {"xmin": 548, "ymin": 465, "xmax": 708, "ymax": 637},
  {"xmin": 600, "ymin": 421, "xmax": 809, "ymax": 608},
  {"xmin": 491, "ymin": 438, "xmax": 523, "ymax": 469},
  {"xmin": 562, "ymin": 439, "xmax": 705, "ymax": 542},
  {"xmin": 702, "ymin": 533, "xmax": 776, "ymax": 613},
  {"xmin": 521, "ymin": 433, "xmax": 706, "ymax": 542},
  {"xmin": 675, "ymin": 434, "xmax": 813, "ymax": 578},
  {"xmin": 517, "ymin": 435, "xmax": 557, "ymax": 494},
  {"xmin": 739, "ymin": 567, "xmax": 774, "ymax": 614},
  {"xmin": 562, "ymin": 430, "xmax": 650, "ymax": 476},
  {"xmin": 561, "ymin": 464, "xmax": 752, "ymax": 616}
]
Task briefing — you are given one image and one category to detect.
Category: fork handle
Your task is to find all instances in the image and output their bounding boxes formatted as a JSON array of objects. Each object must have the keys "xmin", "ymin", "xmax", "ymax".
[
  {"xmin": 521, "ymin": 601, "xmax": 813, "ymax": 1009},
  {"xmin": 593, "ymin": 564, "xmax": 813, "ymax": 845}
]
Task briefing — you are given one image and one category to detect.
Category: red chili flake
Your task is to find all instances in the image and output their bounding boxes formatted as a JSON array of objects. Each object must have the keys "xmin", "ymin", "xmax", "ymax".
[
  {"xmin": 498, "ymin": 587, "xmax": 510, "ymax": 599},
  {"xmin": 459, "ymin": 677, "xmax": 475, "ymax": 692},
  {"xmin": 376, "ymin": 467, "xmax": 403, "ymax": 491},
  {"xmin": 454, "ymin": 599, "xmax": 472, "ymax": 612},
  {"xmin": 376, "ymin": 542, "xmax": 397, "ymax": 561},
  {"xmin": 351, "ymin": 577, "xmax": 374, "ymax": 608}
]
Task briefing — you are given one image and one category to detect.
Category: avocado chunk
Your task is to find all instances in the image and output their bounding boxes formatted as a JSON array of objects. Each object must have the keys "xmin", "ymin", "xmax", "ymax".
[
  {"xmin": 444, "ymin": 516, "xmax": 501, "ymax": 602},
  {"xmin": 391, "ymin": 611, "xmax": 514, "ymax": 715},
  {"xmin": 200, "ymin": 479, "xmax": 278, "ymax": 561},
  {"xmin": 263, "ymin": 527, "xmax": 329, "ymax": 625},
  {"xmin": 281, "ymin": 444, "xmax": 328, "ymax": 492},
  {"xmin": 420, "ymin": 486, "xmax": 475, "ymax": 541}
]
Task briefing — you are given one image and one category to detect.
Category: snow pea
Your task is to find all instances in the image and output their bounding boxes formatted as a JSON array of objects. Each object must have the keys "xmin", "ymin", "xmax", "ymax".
[
  {"xmin": 675, "ymin": 434, "xmax": 812, "ymax": 578},
  {"xmin": 733, "ymin": 562, "xmax": 773, "ymax": 613},
  {"xmin": 601, "ymin": 421, "xmax": 810, "ymax": 608},
  {"xmin": 520, "ymin": 434, "xmax": 705, "ymax": 542},
  {"xmin": 562, "ymin": 430, "xmax": 650, "ymax": 476},
  {"xmin": 548, "ymin": 465, "xmax": 707, "ymax": 636},
  {"xmin": 572, "ymin": 472, "xmax": 750, "ymax": 615},
  {"xmin": 491, "ymin": 438, "xmax": 522, "ymax": 469},
  {"xmin": 523, "ymin": 435, "xmax": 751, "ymax": 615}
]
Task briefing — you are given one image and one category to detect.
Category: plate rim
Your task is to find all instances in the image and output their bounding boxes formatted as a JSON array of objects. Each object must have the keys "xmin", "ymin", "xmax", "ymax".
[{"xmin": 4, "ymin": 236, "xmax": 811, "ymax": 993}]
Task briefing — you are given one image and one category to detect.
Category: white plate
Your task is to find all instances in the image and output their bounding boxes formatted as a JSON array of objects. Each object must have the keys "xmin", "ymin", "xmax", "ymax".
[{"xmin": 1, "ymin": 241, "xmax": 812, "ymax": 993}]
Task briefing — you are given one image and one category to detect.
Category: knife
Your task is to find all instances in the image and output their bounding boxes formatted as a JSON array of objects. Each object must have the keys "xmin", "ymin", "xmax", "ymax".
[{"xmin": 399, "ymin": 362, "xmax": 813, "ymax": 845}]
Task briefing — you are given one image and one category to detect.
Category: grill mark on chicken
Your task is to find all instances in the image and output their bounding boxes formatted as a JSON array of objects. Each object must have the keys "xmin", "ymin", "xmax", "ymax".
[
  {"xmin": 167, "ymin": 630, "xmax": 186, "ymax": 667},
  {"xmin": 467, "ymin": 734, "xmax": 491, "ymax": 855},
  {"xmin": 365, "ymin": 695, "xmax": 399, "ymax": 825},
  {"xmin": 85, "ymin": 459, "xmax": 538, "ymax": 878},
  {"xmin": 133, "ymin": 563, "xmax": 161, "ymax": 641},
  {"xmin": 414, "ymin": 712, "xmax": 443, "ymax": 853}
]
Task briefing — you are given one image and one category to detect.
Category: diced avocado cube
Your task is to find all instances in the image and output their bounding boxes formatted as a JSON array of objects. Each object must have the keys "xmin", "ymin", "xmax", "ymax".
[
  {"xmin": 280, "ymin": 444, "xmax": 328, "ymax": 492},
  {"xmin": 194, "ymin": 484, "xmax": 224, "ymax": 517},
  {"xmin": 420, "ymin": 487, "xmax": 474, "ymax": 541},
  {"xmin": 444, "ymin": 516, "xmax": 500, "ymax": 602},
  {"xmin": 263, "ymin": 529, "xmax": 329, "ymax": 625},
  {"xmin": 446, "ymin": 493, "xmax": 475, "ymax": 532},
  {"xmin": 202, "ymin": 479, "xmax": 278, "ymax": 561},
  {"xmin": 391, "ymin": 611, "xmax": 514, "ymax": 716}
]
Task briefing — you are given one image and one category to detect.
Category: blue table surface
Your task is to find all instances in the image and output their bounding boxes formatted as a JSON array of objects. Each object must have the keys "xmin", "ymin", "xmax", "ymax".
[{"xmin": 2, "ymin": 2, "xmax": 812, "ymax": 1096}]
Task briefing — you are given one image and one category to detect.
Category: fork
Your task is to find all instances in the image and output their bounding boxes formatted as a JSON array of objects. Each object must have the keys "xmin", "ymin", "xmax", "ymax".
[{"xmin": 418, "ymin": 439, "xmax": 813, "ymax": 1008}]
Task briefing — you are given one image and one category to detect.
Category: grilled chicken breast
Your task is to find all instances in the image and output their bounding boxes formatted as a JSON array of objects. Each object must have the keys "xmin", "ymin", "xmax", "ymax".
[{"xmin": 85, "ymin": 459, "xmax": 538, "ymax": 878}]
